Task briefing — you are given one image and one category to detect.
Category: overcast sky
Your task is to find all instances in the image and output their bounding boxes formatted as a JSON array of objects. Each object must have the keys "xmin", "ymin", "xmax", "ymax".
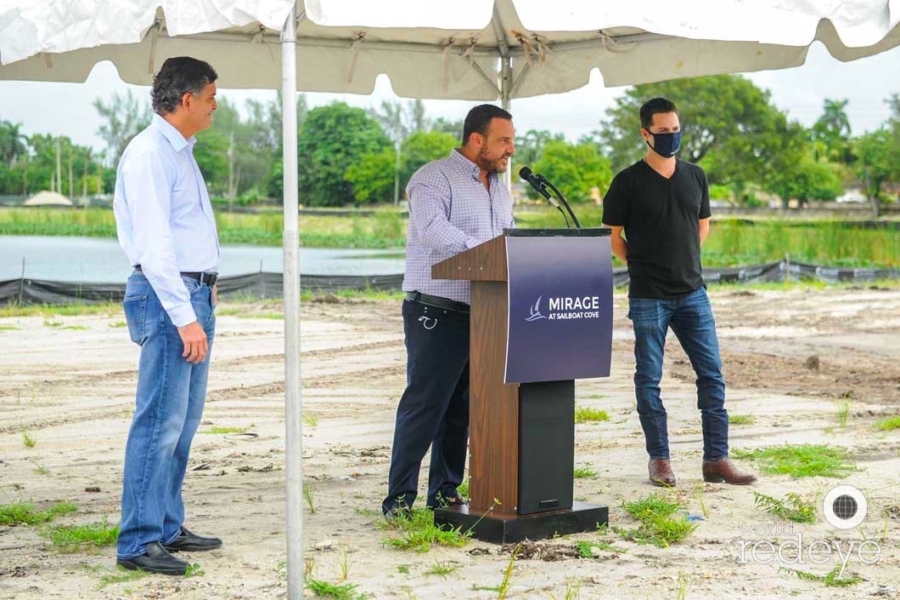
[{"xmin": 0, "ymin": 41, "xmax": 897, "ymax": 155}]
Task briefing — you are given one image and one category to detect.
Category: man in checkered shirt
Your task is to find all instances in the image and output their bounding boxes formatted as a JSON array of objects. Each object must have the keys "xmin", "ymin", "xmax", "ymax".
[{"xmin": 382, "ymin": 104, "xmax": 516, "ymax": 517}]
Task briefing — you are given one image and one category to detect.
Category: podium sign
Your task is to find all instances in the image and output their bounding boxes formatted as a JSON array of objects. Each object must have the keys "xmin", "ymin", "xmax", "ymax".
[{"xmin": 505, "ymin": 235, "xmax": 613, "ymax": 384}]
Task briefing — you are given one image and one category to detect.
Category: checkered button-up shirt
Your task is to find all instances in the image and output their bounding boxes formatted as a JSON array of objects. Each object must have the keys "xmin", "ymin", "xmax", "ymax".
[{"xmin": 402, "ymin": 149, "xmax": 515, "ymax": 304}]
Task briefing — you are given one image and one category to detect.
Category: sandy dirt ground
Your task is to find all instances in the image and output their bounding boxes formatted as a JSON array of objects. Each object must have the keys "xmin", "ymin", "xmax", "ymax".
[{"xmin": 1, "ymin": 287, "xmax": 899, "ymax": 599}]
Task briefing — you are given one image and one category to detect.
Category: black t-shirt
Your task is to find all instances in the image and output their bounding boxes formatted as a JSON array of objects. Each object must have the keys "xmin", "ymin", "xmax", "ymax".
[{"xmin": 602, "ymin": 159, "xmax": 711, "ymax": 299}]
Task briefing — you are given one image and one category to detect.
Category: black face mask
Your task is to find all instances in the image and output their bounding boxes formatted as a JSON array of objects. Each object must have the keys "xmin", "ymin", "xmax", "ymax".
[{"xmin": 645, "ymin": 130, "xmax": 682, "ymax": 158}]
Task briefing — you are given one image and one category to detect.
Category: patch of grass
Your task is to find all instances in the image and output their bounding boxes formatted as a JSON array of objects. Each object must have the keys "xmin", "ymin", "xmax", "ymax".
[
  {"xmin": 21, "ymin": 430, "xmax": 36, "ymax": 448},
  {"xmin": 97, "ymin": 566, "xmax": 152, "ymax": 589},
  {"xmin": 0, "ymin": 325, "xmax": 19, "ymax": 331},
  {"xmin": 305, "ymin": 577, "xmax": 369, "ymax": 599},
  {"xmin": 32, "ymin": 462, "xmax": 50, "ymax": 476},
  {"xmin": 109, "ymin": 321, "xmax": 127, "ymax": 328},
  {"xmin": 304, "ymin": 484, "xmax": 316, "ymax": 514},
  {"xmin": 1, "ymin": 301, "xmax": 122, "ymax": 318},
  {"xmin": 457, "ymin": 477, "xmax": 469, "ymax": 498},
  {"xmin": 574, "ymin": 540, "xmax": 627, "ymax": 558},
  {"xmin": 875, "ymin": 416, "xmax": 900, "ymax": 431},
  {"xmin": 754, "ymin": 492, "xmax": 817, "ymax": 523},
  {"xmin": 202, "ymin": 426, "xmax": 248, "ymax": 434},
  {"xmin": 0, "ymin": 501, "xmax": 77, "ymax": 526},
  {"xmin": 574, "ymin": 407, "xmax": 609, "ymax": 424},
  {"xmin": 836, "ymin": 400, "xmax": 851, "ymax": 428},
  {"xmin": 729, "ymin": 414, "xmax": 755, "ymax": 425},
  {"xmin": 732, "ymin": 444, "xmax": 855, "ymax": 478},
  {"xmin": 397, "ymin": 564, "xmax": 409, "ymax": 574},
  {"xmin": 185, "ymin": 563, "xmax": 205, "ymax": 578},
  {"xmin": 381, "ymin": 508, "xmax": 470, "ymax": 553},
  {"xmin": 780, "ymin": 566, "xmax": 863, "ymax": 587},
  {"xmin": 573, "ymin": 465, "xmax": 598, "ymax": 479},
  {"xmin": 615, "ymin": 493, "xmax": 697, "ymax": 548},
  {"xmin": 43, "ymin": 520, "xmax": 119, "ymax": 553},
  {"xmin": 423, "ymin": 561, "xmax": 459, "ymax": 578},
  {"xmin": 303, "ymin": 413, "xmax": 319, "ymax": 428}
]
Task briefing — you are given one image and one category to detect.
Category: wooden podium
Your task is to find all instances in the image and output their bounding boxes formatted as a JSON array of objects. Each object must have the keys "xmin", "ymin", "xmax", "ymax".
[{"xmin": 431, "ymin": 229, "xmax": 610, "ymax": 543}]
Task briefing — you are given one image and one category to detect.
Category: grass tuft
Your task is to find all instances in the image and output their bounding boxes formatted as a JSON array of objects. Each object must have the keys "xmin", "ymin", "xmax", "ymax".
[
  {"xmin": 732, "ymin": 444, "xmax": 855, "ymax": 478},
  {"xmin": 875, "ymin": 416, "xmax": 900, "ymax": 431},
  {"xmin": 753, "ymin": 492, "xmax": 817, "ymax": 523},
  {"xmin": 574, "ymin": 408, "xmax": 609, "ymax": 424},
  {"xmin": 615, "ymin": 493, "xmax": 697, "ymax": 548},
  {"xmin": 573, "ymin": 465, "xmax": 598, "ymax": 479},
  {"xmin": 729, "ymin": 414, "xmax": 755, "ymax": 426},
  {"xmin": 43, "ymin": 520, "xmax": 119, "ymax": 553},
  {"xmin": 0, "ymin": 501, "xmax": 77, "ymax": 526},
  {"xmin": 381, "ymin": 508, "xmax": 470, "ymax": 553},
  {"xmin": 305, "ymin": 577, "xmax": 369, "ymax": 599}
]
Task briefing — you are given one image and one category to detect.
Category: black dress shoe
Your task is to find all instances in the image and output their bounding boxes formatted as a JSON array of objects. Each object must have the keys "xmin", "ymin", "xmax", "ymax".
[
  {"xmin": 162, "ymin": 526, "xmax": 223, "ymax": 552},
  {"xmin": 116, "ymin": 542, "xmax": 188, "ymax": 575}
]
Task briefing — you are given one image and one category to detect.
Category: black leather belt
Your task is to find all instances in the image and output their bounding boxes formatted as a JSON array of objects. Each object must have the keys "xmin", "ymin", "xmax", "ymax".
[
  {"xmin": 134, "ymin": 266, "xmax": 218, "ymax": 287},
  {"xmin": 405, "ymin": 291, "xmax": 469, "ymax": 313}
]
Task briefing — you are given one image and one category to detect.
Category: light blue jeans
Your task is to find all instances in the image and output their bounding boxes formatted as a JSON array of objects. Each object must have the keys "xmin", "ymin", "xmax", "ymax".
[
  {"xmin": 116, "ymin": 273, "xmax": 215, "ymax": 560},
  {"xmin": 628, "ymin": 286, "xmax": 729, "ymax": 462}
]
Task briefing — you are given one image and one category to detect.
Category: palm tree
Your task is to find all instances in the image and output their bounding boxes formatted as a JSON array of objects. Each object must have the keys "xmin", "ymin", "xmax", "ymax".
[{"xmin": 0, "ymin": 120, "xmax": 28, "ymax": 167}]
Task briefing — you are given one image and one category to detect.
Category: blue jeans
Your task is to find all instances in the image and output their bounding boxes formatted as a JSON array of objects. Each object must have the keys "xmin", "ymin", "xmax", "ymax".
[
  {"xmin": 627, "ymin": 286, "xmax": 728, "ymax": 462},
  {"xmin": 383, "ymin": 299, "xmax": 470, "ymax": 513},
  {"xmin": 116, "ymin": 273, "xmax": 216, "ymax": 560}
]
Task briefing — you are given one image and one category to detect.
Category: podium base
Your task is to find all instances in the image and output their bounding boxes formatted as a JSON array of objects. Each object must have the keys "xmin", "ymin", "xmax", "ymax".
[{"xmin": 434, "ymin": 501, "xmax": 608, "ymax": 544}]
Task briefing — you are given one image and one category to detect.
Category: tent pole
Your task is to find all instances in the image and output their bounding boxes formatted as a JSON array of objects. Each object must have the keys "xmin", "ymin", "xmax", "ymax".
[
  {"xmin": 281, "ymin": 5, "xmax": 303, "ymax": 600},
  {"xmin": 501, "ymin": 55, "xmax": 512, "ymax": 192}
]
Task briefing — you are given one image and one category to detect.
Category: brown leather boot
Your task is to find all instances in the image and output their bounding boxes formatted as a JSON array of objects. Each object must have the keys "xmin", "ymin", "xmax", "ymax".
[
  {"xmin": 702, "ymin": 458, "xmax": 757, "ymax": 485},
  {"xmin": 648, "ymin": 459, "xmax": 676, "ymax": 487}
]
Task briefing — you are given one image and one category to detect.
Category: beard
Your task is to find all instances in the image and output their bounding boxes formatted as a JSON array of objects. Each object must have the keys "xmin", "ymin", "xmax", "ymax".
[{"xmin": 477, "ymin": 147, "xmax": 510, "ymax": 174}]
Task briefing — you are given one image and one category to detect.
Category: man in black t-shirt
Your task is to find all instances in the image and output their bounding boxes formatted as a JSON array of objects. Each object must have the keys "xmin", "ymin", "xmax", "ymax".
[{"xmin": 602, "ymin": 97, "xmax": 756, "ymax": 487}]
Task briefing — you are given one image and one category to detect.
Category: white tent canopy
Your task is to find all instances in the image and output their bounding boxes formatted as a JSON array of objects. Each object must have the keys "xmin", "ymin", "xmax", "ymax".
[
  {"xmin": 3, "ymin": 2, "xmax": 900, "ymax": 599},
  {"xmin": 2, "ymin": 0, "xmax": 900, "ymax": 99}
]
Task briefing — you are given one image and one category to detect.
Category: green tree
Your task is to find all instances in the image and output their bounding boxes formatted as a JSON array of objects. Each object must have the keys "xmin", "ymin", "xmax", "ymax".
[
  {"xmin": 765, "ymin": 154, "xmax": 843, "ymax": 208},
  {"xmin": 597, "ymin": 75, "xmax": 793, "ymax": 199},
  {"xmin": 297, "ymin": 102, "xmax": 391, "ymax": 207},
  {"xmin": 193, "ymin": 128, "xmax": 230, "ymax": 194},
  {"xmin": 399, "ymin": 130, "xmax": 458, "ymax": 187},
  {"xmin": 344, "ymin": 147, "xmax": 396, "ymax": 204},
  {"xmin": 93, "ymin": 90, "xmax": 151, "ymax": 165},
  {"xmin": 515, "ymin": 129, "xmax": 565, "ymax": 177},
  {"xmin": 531, "ymin": 140, "xmax": 612, "ymax": 203},
  {"xmin": 431, "ymin": 117, "xmax": 464, "ymax": 139},
  {"xmin": 0, "ymin": 119, "xmax": 27, "ymax": 167},
  {"xmin": 812, "ymin": 98, "xmax": 853, "ymax": 164},
  {"xmin": 854, "ymin": 128, "xmax": 894, "ymax": 217}
]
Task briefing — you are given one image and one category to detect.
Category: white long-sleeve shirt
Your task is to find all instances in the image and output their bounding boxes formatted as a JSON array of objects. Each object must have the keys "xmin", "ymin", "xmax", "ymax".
[{"xmin": 113, "ymin": 114, "xmax": 219, "ymax": 327}]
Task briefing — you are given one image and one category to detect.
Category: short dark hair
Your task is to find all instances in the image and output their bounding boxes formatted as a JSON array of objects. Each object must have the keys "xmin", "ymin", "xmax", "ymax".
[
  {"xmin": 640, "ymin": 97, "xmax": 677, "ymax": 129},
  {"xmin": 151, "ymin": 57, "xmax": 218, "ymax": 115},
  {"xmin": 462, "ymin": 104, "xmax": 513, "ymax": 145}
]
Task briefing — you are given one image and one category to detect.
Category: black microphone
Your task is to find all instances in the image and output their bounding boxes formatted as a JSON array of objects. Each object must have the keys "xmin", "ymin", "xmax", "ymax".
[
  {"xmin": 518, "ymin": 167, "xmax": 558, "ymax": 207},
  {"xmin": 519, "ymin": 166, "xmax": 581, "ymax": 229}
]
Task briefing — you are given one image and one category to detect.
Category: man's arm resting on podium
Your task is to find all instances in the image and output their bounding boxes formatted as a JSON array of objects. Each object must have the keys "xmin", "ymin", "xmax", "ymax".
[{"xmin": 604, "ymin": 223, "xmax": 628, "ymax": 264}]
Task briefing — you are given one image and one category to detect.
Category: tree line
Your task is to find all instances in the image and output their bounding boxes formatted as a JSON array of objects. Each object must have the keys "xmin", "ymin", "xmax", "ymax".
[{"xmin": 1, "ymin": 75, "xmax": 899, "ymax": 213}]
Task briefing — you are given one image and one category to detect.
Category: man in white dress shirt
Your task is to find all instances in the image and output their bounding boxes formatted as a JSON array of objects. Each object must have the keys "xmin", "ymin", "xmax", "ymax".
[{"xmin": 113, "ymin": 57, "xmax": 223, "ymax": 575}]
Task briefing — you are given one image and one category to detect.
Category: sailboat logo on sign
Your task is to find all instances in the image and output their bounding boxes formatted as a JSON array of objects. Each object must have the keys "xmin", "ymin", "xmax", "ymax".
[{"xmin": 525, "ymin": 296, "xmax": 547, "ymax": 321}]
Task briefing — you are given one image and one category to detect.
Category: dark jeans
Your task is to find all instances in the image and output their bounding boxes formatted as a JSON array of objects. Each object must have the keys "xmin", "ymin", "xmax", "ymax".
[
  {"xmin": 382, "ymin": 299, "xmax": 470, "ymax": 513},
  {"xmin": 627, "ymin": 286, "xmax": 728, "ymax": 462}
]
